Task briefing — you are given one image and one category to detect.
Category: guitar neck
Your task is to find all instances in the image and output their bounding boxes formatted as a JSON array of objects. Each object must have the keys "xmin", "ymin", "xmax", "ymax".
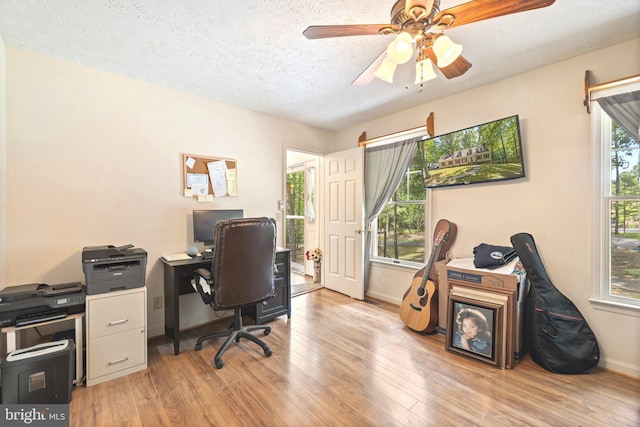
[{"xmin": 420, "ymin": 241, "xmax": 441, "ymax": 287}]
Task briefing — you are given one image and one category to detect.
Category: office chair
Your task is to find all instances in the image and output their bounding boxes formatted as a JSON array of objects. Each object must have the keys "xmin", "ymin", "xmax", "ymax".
[{"xmin": 192, "ymin": 217, "xmax": 277, "ymax": 368}]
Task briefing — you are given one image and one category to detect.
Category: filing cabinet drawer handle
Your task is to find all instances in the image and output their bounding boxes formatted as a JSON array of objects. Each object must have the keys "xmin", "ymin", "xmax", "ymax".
[
  {"xmin": 108, "ymin": 357, "xmax": 129, "ymax": 365},
  {"xmin": 108, "ymin": 318, "xmax": 128, "ymax": 326}
]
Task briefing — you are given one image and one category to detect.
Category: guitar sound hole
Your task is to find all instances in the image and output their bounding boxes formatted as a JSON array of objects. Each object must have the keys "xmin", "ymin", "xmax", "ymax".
[{"xmin": 417, "ymin": 288, "xmax": 425, "ymax": 297}]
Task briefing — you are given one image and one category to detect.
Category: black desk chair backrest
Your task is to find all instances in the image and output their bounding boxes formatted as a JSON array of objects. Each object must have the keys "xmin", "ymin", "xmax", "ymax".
[
  {"xmin": 210, "ymin": 217, "xmax": 276, "ymax": 309},
  {"xmin": 192, "ymin": 217, "xmax": 277, "ymax": 368}
]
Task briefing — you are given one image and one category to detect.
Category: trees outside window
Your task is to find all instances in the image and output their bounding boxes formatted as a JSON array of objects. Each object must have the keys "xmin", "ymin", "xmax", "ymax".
[
  {"xmin": 374, "ymin": 149, "xmax": 426, "ymax": 264},
  {"xmin": 608, "ymin": 121, "xmax": 640, "ymax": 302},
  {"xmin": 592, "ymin": 82, "xmax": 640, "ymax": 308},
  {"xmin": 286, "ymin": 169, "xmax": 305, "ymax": 265}
]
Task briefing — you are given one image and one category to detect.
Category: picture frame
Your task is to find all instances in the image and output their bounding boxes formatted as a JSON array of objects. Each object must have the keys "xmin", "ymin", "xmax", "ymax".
[
  {"xmin": 448, "ymin": 283, "xmax": 516, "ymax": 368},
  {"xmin": 446, "ymin": 295, "xmax": 504, "ymax": 367}
]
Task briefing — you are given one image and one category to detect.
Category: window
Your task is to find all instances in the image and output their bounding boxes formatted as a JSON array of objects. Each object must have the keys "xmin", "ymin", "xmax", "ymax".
[
  {"xmin": 373, "ymin": 148, "xmax": 426, "ymax": 265},
  {"xmin": 591, "ymin": 81, "xmax": 640, "ymax": 310}
]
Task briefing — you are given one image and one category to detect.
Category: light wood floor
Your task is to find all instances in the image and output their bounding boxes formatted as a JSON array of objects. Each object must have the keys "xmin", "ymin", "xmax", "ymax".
[{"xmin": 70, "ymin": 289, "xmax": 639, "ymax": 426}]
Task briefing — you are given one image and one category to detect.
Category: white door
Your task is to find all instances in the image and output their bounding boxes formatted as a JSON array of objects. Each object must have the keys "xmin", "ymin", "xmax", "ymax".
[{"xmin": 324, "ymin": 147, "xmax": 364, "ymax": 300}]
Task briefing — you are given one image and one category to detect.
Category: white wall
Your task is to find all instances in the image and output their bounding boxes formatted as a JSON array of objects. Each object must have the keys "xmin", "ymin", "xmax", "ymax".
[
  {"xmin": 0, "ymin": 36, "xmax": 6, "ymax": 286},
  {"xmin": 2, "ymin": 46, "xmax": 333, "ymax": 339},
  {"xmin": 334, "ymin": 39, "xmax": 640, "ymax": 377}
]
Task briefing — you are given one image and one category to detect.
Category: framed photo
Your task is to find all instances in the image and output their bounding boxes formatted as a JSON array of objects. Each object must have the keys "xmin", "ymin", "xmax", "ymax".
[
  {"xmin": 446, "ymin": 295, "xmax": 504, "ymax": 367},
  {"xmin": 447, "ymin": 279, "xmax": 517, "ymax": 369}
]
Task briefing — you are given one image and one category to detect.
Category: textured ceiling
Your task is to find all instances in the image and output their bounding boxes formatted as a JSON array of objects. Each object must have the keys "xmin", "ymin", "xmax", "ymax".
[{"xmin": 1, "ymin": 1, "xmax": 639, "ymax": 131}]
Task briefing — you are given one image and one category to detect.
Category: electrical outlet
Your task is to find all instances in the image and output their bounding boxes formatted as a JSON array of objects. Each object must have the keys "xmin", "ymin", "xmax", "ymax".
[{"xmin": 153, "ymin": 296, "xmax": 163, "ymax": 310}]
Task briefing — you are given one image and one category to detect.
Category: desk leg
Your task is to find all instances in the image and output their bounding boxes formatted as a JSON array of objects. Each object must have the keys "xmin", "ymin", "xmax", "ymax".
[
  {"xmin": 164, "ymin": 264, "xmax": 182, "ymax": 355},
  {"xmin": 74, "ymin": 315, "xmax": 84, "ymax": 384},
  {"xmin": 172, "ymin": 268, "xmax": 181, "ymax": 355}
]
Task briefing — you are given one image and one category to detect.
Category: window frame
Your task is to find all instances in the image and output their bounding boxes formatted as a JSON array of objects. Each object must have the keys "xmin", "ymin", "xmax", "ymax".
[
  {"xmin": 590, "ymin": 80, "xmax": 640, "ymax": 315},
  {"xmin": 370, "ymin": 145, "xmax": 428, "ymax": 268}
]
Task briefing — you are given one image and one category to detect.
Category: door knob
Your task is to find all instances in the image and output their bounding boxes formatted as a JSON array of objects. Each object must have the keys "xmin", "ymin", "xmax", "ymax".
[{"xmin": 355, "ymin": 229, "xmax": 363, "ymax": 234}]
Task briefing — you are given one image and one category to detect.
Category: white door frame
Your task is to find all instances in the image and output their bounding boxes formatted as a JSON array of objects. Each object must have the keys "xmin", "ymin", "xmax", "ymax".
[{"xmin": 284, "ymin": 149, "xmax": 323, "ymax": 277}]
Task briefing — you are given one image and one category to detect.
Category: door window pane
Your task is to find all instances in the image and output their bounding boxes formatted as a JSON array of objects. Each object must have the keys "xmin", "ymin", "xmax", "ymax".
[{"xmin": 286, "ymin": 170, "xmax": 305, "ymax": 265}]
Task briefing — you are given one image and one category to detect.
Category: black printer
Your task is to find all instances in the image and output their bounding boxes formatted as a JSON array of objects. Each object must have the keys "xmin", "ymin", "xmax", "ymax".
[
  {"xmin": 82, "ymin": 244, "xmax": 147, "ymax": 295},
  {"xmin": 0, "ymin": 282, "xmax": 85, "ymax": 328}
]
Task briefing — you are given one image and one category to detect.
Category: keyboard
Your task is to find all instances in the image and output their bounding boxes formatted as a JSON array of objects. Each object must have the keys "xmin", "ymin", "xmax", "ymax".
[{"xmin": 15, "ymin": 309, "xmax": 67, "ymax": 327}]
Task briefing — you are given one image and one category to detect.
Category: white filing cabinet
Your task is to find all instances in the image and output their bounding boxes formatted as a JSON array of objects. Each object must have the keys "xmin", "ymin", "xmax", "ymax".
[{"xmin": 86, "ymin": 287, "xmax": 147, "ymax": 387}]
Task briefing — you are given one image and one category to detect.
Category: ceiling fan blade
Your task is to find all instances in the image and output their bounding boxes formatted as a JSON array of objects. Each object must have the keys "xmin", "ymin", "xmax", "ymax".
[
  {"xmin": 438, "ymin": 55, "xmax": 472, "ymax": 79},
  {"xmin": 434, "ymin": 0, "xmax": 556, "ymax": 29},
  {"xmin": 303, "ymin": 24, "xmax": 399, "ymax": 39},
  {"xmin": 352, "ymin": 51, "xmax": 387, "ymax": 86}
]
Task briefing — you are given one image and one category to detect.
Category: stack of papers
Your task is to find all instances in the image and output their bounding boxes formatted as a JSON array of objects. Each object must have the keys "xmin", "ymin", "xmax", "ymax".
[{"xmin": 163, "ymin": 253, "xmax": 192, "ymax": 262}]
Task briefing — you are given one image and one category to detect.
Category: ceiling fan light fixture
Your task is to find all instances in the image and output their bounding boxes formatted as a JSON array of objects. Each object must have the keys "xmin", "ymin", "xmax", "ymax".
[
  {"xmin": 374, "ymin": 57, "xmax": 398, "ymax": 83},
  {"xmin": 432, "ymin": 34, "xmax": 463, "ymax": 68},
  {"xmin": 386, "ymin": 32, "xmax": 414, "ymax": 64},
  {"xmin": 405, "ymin": 0, "xmax": 434, "ymax": 21},
  {"xmin": 414, "ymin": 57, "xmax": 437, "ymax": 84}
]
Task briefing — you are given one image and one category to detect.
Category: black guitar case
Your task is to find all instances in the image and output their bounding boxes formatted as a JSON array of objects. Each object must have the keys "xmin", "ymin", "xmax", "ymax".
[{"xmin": 510, "ymin": 232, "xmax": 600, "ymax": 374}]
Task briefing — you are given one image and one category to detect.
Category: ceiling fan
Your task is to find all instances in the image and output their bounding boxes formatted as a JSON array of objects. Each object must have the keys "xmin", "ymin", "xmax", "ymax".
[{"xmin": 303, "ymin": 0, "xmax": 556, "ymax": 88}]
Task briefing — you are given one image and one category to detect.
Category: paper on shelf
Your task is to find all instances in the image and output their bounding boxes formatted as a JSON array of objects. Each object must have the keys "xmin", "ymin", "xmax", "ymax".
[{"xmin": 163, "ymin": 253, "xmax": 192, "ymax": 261}]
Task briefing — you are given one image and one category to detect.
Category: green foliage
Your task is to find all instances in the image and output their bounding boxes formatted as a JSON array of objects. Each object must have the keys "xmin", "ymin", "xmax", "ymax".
[
  {"xmin": 610, "ymin": 122, "xmax": 639, "ymax": 234},
  {"xmin": 624, "ymin": 269, "xmax": 640, "ymax": 278},
  {"xmin": 421, "ymin": 116, "xmax": 522, "ymax": 166},
  {"xmin": 377, "ymin": 148, "xmax": 426, "ymax": 262},
  {"xmin": 286, "ymin": 171, "xmax": 305, "ymax": 216}
]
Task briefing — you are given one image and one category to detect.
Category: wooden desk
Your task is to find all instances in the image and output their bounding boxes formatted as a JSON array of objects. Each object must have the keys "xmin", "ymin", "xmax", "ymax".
[{"xmin": 161, "ymin": 249, "xmax": 290, "ymax": 355}]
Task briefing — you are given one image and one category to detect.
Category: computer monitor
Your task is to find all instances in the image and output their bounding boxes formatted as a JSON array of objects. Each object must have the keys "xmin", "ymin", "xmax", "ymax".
[{"xmin": 192, "ymin": 209, "xmax": 244, "ymax": 247}]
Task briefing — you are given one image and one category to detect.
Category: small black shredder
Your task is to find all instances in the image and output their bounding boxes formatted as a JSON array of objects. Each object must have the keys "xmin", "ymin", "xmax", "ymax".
[{"xmin": 1, "ymin": 339, "xmax": 75, "ymax": 404}]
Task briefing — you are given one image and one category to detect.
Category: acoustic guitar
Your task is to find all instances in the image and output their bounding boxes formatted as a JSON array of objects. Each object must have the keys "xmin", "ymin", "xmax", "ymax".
[{"xmin": 399, "ymin": 219, "xmax": 456, "ymax": 333}]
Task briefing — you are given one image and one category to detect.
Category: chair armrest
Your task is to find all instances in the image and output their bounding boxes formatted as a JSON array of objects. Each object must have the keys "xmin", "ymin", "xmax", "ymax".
[
  {"xmin": 192, "ymin": 268, "xmax": 214, "ymax": 305},
  {"xmin": 194, "ymin": 268, "xmax": 212, "ymax": 281}
]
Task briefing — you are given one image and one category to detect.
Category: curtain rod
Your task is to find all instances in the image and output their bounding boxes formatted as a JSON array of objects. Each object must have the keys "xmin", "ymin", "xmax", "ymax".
[
  {"xmin": 583, "ymin": 70, "xmax": 640, "ymax": 113},
  {"xmin": 358, "ymin": 112, "xmax": 434, "ymax": 147}
]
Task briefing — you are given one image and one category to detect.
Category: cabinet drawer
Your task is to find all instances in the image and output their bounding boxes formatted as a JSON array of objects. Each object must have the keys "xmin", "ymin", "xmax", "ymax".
[
  {"xmin": 264, "ymin": 278, "xmax": 286, "ymax": 310},
  {"xmin": 88, "ymin": 291, "xmax": 145, "ymax": 338},
  {"xmin": 88, "ymin": 328, "xmax": 146, "ymax": 380},
  {"xmin": 274, "ymin": 262, "xmax": 286, "ymax": 280}
]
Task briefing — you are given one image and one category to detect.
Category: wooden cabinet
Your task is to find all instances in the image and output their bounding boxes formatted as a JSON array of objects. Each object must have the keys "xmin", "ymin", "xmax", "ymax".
[
  {"xmin": 245, "ymin": 249, "xmax": 291, "ymax": 324},
  {"xmin": 86, "ymin": 287, "xmax": 147, "ymax": 386}
]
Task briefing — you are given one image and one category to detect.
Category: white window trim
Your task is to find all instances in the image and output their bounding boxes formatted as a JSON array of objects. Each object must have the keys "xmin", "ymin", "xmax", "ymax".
[
  {"xmin": 590, "ymin": 81, "xmax": 640, "ymax": 317},
  {"xmin": 371, "ymin": 199, "xmax": 428, "ymax": 268}
]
